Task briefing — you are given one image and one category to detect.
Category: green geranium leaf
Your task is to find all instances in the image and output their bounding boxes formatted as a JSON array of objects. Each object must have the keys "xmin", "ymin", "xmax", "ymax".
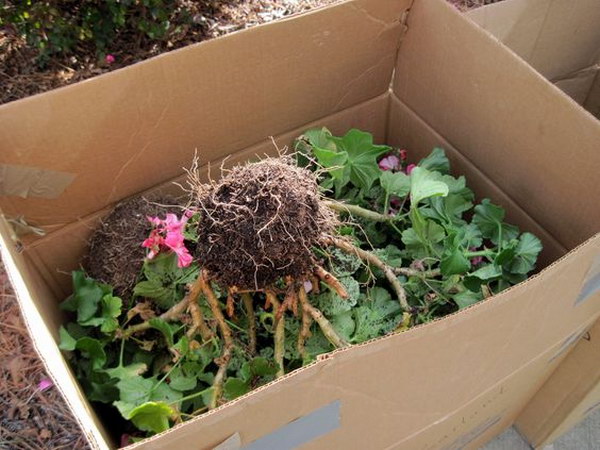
[
  {"xmin": 116, "ymin": 376, "xmax": 154, "ymax": 405},
  {"xmin": 330, "ymin": 129, "xmax": 390, "ymax": 192},
  {"xmin": 223, "ymin": 378, "xmax": 250, "ymax": 400},
  {"xmin": 380, "ymin": 171, "xmax": 410, "ymax": 197},
  {"xmin": 473, "ymin": 199, "xmax": 520, "ymax": 245},
  {"xmin": 331, "ymin": 311, "xmax": 355, "ymax": 342},
  {"xmin": 440, "ymin": 249, "xmax": 471, "ymax": 276},
  {"xmin": 410, "ymin": 167, "xmax": 449, "ymax": 206},
  {"xmin": 418, "ymin": 147, "xmax": 450, "ymax": 174},
  {"xmin": 128, "ymin": 401, "xmax": 174, "ymax": 434},
  {"xmin": 148, "ymin": 318, "xmax": 176, "ymax": 347},
  {"xmin": 76, "ymin": 337, "xmax": 106, "ymax": 370},
  {"xmin": 302, "ymin": 127, "xmax": 335, "ymax": 150},
  {"xmin": 240, "ymin": 357, "xmax": 279, "ymax": 381},
  {"xmin": 58, "ymin": 326, "xmax": 77, "ymax": 351},
  {"xmin": 313, "ymin": 146, "xmax": 349, "ymax": 183},
  {"xmin": 133, "ymin": 280, "xmax": 176, "ymax": 310},
  {"xmin": 453, "ymin": 290, "xmax": 483, "ymax": 309},
  {"xmin": 170, "ymin": 371, "xmax": 198, "ymax": 392},
  {"xmin": 105, "ymin": 362, "xmax": 148, "ymax": 381},
  {"xmin": 509, "ymin": 232, "xmax": 542, "ymax": 274},
  {"xmin": 470, "ymin": 264, "xmax": 503, "ymax": 280},
  {"xmin": 61, "ymin": 271, "xmax": 112, "ymax": 323}
]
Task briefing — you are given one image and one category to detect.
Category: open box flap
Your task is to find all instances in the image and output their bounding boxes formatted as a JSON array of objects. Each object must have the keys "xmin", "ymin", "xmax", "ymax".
[
  {"xmin": 392, "ymin": 0, "xmax": 600, "ymax": 251},
  {"xmin": 466, "ymin": 0, "xmax": 600, "ymax": 80},
  {"xmin": 0, "ymin": 0, "xmax": 410, "ymax": 234}
]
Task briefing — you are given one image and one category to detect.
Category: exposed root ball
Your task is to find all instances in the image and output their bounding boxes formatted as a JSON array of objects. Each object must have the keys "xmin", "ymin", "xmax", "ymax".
[
  {"xmin": 192, "ymin": 157, "xmax": 335, "ymax": 289},
  {"xmin": 83, "ymin": 196, "xmax": 177, "ymax": 300}
]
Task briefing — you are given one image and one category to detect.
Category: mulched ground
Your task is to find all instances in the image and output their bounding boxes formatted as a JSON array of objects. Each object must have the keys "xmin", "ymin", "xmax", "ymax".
[
  {"xmin": 0, "ymin": 0, "xmax": 499, "ymax": 448},
  {"xmin": 0, "ymin": 264, "xmax": 89, "ymax": 450}
]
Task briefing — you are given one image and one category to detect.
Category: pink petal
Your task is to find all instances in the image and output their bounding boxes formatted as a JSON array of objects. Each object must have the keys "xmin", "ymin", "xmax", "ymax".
[
  {"xmin": 38, "ymin": 378, "xmax": 53, "ymax": 392},
  {"xmin": 399, "ymin": 149, "xmax": 408, "ymax": 161},
  {"xmin": 105, "ymin": 54, "xmax": 115, "ymax": 64},
  {"xmin": 406, "ymin": 164, "xmax": 416, "ymax": 175},
  {"xmin": 378, "ymin": 155, "xmax": 400, "ymax": 171}
]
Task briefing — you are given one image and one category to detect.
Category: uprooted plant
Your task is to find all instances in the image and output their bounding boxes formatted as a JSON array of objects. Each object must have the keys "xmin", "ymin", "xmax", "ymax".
[{"xmin": 58, "ymin": 128, "xmax": 542, "ymax": 441}]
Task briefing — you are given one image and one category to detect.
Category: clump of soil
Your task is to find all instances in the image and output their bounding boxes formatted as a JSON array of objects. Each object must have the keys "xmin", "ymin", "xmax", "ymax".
[
  {"xmin": 83, "ymin": 196, "xmax": 179, "ymax": 300},
  {"xmin": 191, "ymin": 156, "xmax": 336, "ymax": 290}
]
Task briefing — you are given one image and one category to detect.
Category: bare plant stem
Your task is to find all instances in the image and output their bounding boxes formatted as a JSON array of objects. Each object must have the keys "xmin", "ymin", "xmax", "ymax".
[
  {"xmin": 298, "ymin": 286, "xmax": 349, "ymax": 348},
  {"xmin": 328, "ymin": 237, "xmax": 411, "ymax": 312},
  {"xmin": 241, "ymin": 293, "xmax": 257, "ymax": 356},
  {"xmin": 393, "ymin": 267, "xmax": 441, "ymax": 278},
  {"xmin": 324, "ymin": 200, "xmax": 390, "ymax": 222},
  {"xmin": 120, "ymin": 276, "xmax": 203, "ymax": 339},
  {"xmin": 267, "ymin": 290, "xmax": 285, "ymax": 378},
  {"xmin": 314, "ymin": 265, "xmax": 349, "ymax": 299},
  {"xmin": 200, "ymin": 271, "xmax": 234, "ymax": 409}
]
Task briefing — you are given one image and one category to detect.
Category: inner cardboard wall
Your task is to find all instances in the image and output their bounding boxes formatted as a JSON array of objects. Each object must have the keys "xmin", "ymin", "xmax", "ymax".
[
  {"xmin": 466, "ymin": 0, "xmax": 600, "ymax": 119},
  {"xmin": 393, "ymin": 0, "xmax": 600, "ymax": 253},
  {"xmin": 0, "ymin": 0, "xmax": 410, "ymax": 234}
]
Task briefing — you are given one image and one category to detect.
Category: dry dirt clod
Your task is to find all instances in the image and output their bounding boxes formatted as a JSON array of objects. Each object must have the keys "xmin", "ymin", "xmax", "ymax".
[
  {"xmin": 82, "ymin": 195, "xmax": 180, "ymax": 300},
  {"xmin": 191, "ymin": 156, "xmax": 336, "ymax": 290}
]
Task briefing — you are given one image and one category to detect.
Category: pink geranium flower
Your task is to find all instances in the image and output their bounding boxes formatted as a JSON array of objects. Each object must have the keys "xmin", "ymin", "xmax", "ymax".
[
  {"xmin": 105, "ymin": 54, "xmax": 115, "ymax": 64},
  {"xmin": 38, "ymin": 378, "xmax": 53, "ymax": 392},
  {"xmin": 378, "ymin": 154, "xmax": 401, "ymax": 171},
  {"xmin": 405, "ymin": 164, "xmax": 416, "ymax": 175},
  {"xmin": 142, "ymin": 213, "xmax": 193, "ymax": 268},
  {"xmin": 399, "ymin": 149, "xmax": 408, "ymax": 161}
]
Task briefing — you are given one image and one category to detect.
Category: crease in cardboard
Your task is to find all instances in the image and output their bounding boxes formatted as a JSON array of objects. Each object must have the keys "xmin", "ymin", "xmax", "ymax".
[
  {"xmin": 442, "ymin": 414, "xmax": 503, "ymax": 450},
  {"xmin": 0, "ymin": 164, "xmax": 75, "ymax": 199},
  {"xmin": 241, "ymin": 401, "xmax": 340, "ymax": 450},
  {"xmin": 575, "ymin": 256, "xmax": 600, "ymax": 306}
]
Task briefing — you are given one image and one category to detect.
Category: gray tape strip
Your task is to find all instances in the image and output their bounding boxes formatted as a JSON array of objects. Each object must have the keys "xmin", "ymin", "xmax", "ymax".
[
  {"xmin": 0, "ymin": 164, "xmax": 75, "ymax": 199},
  {"xmin": 575, "ymin": 271, "xmax": 600, "ymax": 306},
  {"xmin": 243, "ymin": 401, "xmax": 341, "ymax": 450}
]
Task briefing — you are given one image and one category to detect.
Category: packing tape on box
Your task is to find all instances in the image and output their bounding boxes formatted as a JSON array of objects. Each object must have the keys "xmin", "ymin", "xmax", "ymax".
[
  {"xmin": 0, "ymin": 164, "xmax": 75, "ymax": 199},
  {"xmin": 214, "ymin": 401, "xmax": 341, "ymax": 450},
  {"xmin": 575, "ymin": 256, "xmax": 600, "ymax": 306}
]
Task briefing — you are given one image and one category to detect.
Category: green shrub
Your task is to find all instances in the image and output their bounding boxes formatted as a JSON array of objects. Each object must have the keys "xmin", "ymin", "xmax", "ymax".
[{"xmin": 1, "ymin": 0, "xmax": 198, "ymax": 65}]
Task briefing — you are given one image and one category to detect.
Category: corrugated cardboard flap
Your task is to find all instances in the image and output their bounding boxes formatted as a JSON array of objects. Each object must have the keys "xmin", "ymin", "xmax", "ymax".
[
  {"xmin": 0, "ymin": 0, "xmax": 410, "ymax": 233},
  {"xmin": 392, "ymin": 0, "xmax": 600, "ymax": 251},
  {"xmin": 467, "ymin": 0, "xmax": 600, "ymax": 80}
]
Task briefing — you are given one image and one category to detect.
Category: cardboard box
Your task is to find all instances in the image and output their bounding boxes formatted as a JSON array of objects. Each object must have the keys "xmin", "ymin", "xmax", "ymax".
[
  {"xmin": 515, "ymin": 317, "xmax": 600, "ymax": 448},
  {"xmin": 1, "ymin": 0, "xmax": 600, "ymax": 448},
  {"xmin": 467, "ymin": 0, "xmax": 600, "ymax": 119}
]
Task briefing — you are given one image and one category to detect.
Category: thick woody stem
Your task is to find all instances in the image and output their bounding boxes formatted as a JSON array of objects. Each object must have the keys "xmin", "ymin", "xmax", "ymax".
[
  {"xmin": 314, "ymin": 265, "xmax": 349, "ymax": 299},
  {"xmin": 393, "ymin": 267, "xmax": 441, "ymax": 278},
  {"xmin": 324, "ymin": 200, "xmax": 390, "ymax": 222},
  {"xmin": 120, "ymin": 276, "xmax": 203, "ymax": 339},
  {"xmin": 298, "ymin": 286, "xmax": 349, "ymax": 349},
  {"xmin": 266, "ymin": 290, "xmax": 285, "ymax": 377},
  {"xmin": 241, "ymin": 293, "xmax": 257, "ymax": 356},
  {"xmin": 328, "ymin": 237, "xmax": 411, "ymax": 312},
  {"xmin": 199, "ymin": 271, "xmax": 234, "ymax": 409}
]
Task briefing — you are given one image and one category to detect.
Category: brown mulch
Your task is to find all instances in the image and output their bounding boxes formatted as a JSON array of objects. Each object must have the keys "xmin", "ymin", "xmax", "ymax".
[
  {"xmin": 0, "ymin": 0, "xmax": 338, "ymax": 106},
  {"xmin": 0, "ymin": 1, "xmax": 502, "ymax": 449},
  {"xmin": 0, "ymin": 263, "xmax": 90, "ymax": 450}
]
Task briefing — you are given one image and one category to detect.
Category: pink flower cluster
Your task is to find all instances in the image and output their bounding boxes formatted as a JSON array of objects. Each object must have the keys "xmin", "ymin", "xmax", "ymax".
[
  {"xmin": 142, "ymin": 213, "xmax": 193, "ymax": 268},
  {"xmin": 378, "ymin": 149, "xmax": 415, "ymax": 174}
]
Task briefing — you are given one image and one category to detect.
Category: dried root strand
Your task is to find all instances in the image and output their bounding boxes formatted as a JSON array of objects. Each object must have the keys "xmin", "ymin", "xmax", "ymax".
[
  {"xmin": 226, "ymin": 290, "xmax": 235, "ymax": 318},
  {"xmin": 297, "ymin": 291, "xmax": 313, "ymax": 361},
  {"xmin": 298, "ymin": 285, "xmax": 349, "ymax": 349},
  {"xmin": 120, "ymin": 276, "xmax": 203, "ymax": 339},
  {"xmin": 186, "ymin": 281, "xmax": 213, "ymax": 342},
  {"xmin": 394, "ymin": 267, "xmax": 441, "ymax": 278},
  {"xmin": 314, "ymin": 265, "xmax": 349, "ymax": 299},
  {"xmin": 276, "ymin": 281, "xmax": 299, "ymax": 320},
  {"xmin": 266, "ymin": 290, "xmax": 285, "ymax": 377},
  {"xmin": 199, "ymin": 271, "xmax": 234, "ymax": 409},
  {"xmin": 241, "ymin": 293, "xmax": 257, "ymax": 356},
  {"xmin": 328, "ymin": 237, "xmax": 411, "ymax": 312}
]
